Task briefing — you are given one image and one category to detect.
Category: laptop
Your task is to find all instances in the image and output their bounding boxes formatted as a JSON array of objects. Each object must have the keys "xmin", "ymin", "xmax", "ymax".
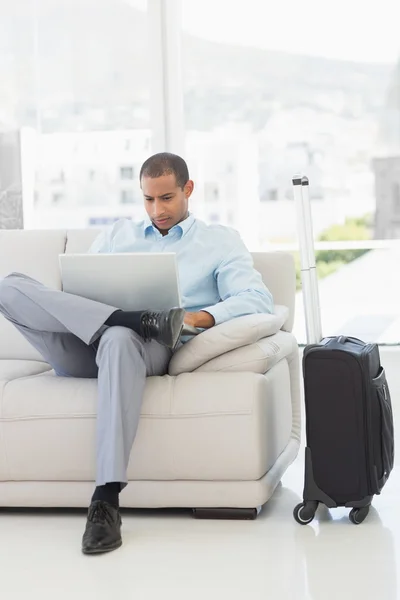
[
  {"xmin": 60, "ymin": 252, "xmax": 181, "ymax": 312},
  {"xmin": 59, "ymin": 253, "xmax": 199, "ymax": 335}
]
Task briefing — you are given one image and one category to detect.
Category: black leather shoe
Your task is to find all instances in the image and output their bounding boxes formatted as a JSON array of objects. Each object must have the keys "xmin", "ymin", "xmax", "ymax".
[
  {"xmin": 82, "ymin": 500, "xmax": 122, "ymax": 555},
  {"xmin": 140, "ymin": 308, "xmax": 185, "ymax": 349}
]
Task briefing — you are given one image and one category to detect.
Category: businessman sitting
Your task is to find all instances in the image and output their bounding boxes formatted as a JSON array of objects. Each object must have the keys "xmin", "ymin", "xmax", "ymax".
[{"xmin": 0, "ymin": 153, "xmax": 274, "ymax": 555}]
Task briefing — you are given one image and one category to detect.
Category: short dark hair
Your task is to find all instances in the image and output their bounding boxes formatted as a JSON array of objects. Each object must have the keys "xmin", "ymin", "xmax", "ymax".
[{"xmin": 139, "ymin": 153, "xmax": 189, "ymax": 189}]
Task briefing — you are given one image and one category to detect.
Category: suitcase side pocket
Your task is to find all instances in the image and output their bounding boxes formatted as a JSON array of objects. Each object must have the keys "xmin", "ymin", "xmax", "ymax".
[{"xmin": 371, "ymin": 368, "xmax": 394, "ymax": 491}]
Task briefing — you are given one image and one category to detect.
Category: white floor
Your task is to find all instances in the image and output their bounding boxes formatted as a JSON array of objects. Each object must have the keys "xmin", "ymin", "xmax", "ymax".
[{"xmin": 1, "ymin": 348, "xmax": 399, "ymax": 600}]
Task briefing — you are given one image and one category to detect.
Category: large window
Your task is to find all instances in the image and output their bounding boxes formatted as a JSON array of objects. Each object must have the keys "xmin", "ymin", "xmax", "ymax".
[
  {"xmin": 2, "ymin": 0, "xmax": 400, "ymax": 344},
  {"xmin": 182, "ymin": 0, "xmax": 400, "ymax": 343},
  {"xmin": 0, "ymin": 0, "xmax": 150, "ymax": 229}
]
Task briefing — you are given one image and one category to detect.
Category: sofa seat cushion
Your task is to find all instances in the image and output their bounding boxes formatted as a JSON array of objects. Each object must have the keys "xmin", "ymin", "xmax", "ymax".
[
  {"xmin": 0, "ymin": 364, "xmax": 292, "ymax": 483},
  {"xmin": 0, "ymin": 360, "xmax": 51, "ymax": 383},
  {"xmin": 0, "ymin": 360, "xmax": 52, "ymax": 481}
]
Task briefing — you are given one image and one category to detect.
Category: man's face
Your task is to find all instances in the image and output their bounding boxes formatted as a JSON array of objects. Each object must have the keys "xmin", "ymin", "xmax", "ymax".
[{"xmin": 141, "ymin": 173, "xmax": 194, "ymax": 235}]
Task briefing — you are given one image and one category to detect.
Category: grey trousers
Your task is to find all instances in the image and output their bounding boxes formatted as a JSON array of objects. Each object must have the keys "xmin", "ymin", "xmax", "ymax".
[{"xmin": 0, "ymin": 273, "xmax": 171, "ymax": 489}]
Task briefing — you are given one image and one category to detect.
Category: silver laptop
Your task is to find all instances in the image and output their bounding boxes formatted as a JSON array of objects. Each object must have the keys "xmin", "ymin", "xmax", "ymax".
[{"xmin": 59, "ymin": 253, "xmax": 182, "ymax": 312}]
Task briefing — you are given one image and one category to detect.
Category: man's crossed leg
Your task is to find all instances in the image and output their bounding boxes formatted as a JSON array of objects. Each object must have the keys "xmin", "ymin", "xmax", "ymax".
[{"xmin": 0, "ymin": 273, "xmax": 183, "ymax": 554}]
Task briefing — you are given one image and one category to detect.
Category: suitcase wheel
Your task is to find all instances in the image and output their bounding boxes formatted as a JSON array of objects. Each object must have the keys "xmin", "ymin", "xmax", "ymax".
[
  {"xmin": 349, "ymin": 505, "xmax": 370, "ymax": 525},
  {"xmin": 293, "ymin": 502, "xmax": 318, "ymax": 525}
]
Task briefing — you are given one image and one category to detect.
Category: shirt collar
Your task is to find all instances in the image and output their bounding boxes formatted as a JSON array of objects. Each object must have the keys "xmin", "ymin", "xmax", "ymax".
[{"xmin": 143, "ymin": 213, "xmax": 195, "ymax": 238}]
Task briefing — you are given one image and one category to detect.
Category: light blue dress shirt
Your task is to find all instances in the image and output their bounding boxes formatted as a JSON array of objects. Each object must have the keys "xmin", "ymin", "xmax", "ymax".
[{"xmin": 88, "ymin": 214, "xmax": 274, "ymax": 325}]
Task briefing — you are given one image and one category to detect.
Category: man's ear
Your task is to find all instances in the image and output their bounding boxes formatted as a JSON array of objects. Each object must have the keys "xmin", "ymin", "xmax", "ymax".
[{"xmin": 185, "ymin": 180, "xmax": 194, "ymax": 199}]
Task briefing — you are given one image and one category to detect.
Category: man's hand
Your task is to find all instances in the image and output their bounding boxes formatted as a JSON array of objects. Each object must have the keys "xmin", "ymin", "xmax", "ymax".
[{"xmin": 184, "ymin": 311, "xmax": 215, "ymax": 329}]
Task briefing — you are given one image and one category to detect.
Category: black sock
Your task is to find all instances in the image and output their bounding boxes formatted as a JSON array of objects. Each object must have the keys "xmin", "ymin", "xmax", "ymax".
[
  {"xmin": 91, "ymin": 482, "xmax": 121, "ymax": 508},
  {"xmin": 105, "ymin": 310, "xmax": 143, "ymax": 334}
]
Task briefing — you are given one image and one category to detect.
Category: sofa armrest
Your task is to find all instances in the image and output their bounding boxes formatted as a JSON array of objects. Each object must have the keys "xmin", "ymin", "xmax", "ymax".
[{"xmin": 169, "ymin": 305, "xmax": 289, "ymax": 376}]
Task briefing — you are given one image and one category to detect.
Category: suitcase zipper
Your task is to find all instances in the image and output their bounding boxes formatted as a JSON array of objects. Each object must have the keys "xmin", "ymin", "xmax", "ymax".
[{"xmin": 360, "ymin": 344, "xmax": 375, "ymax": 495}]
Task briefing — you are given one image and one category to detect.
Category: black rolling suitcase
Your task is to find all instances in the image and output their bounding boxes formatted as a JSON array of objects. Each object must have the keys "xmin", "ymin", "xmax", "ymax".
[{"xmin": 292, "ymin": 175, "xmax": 395, "ymax": 525}]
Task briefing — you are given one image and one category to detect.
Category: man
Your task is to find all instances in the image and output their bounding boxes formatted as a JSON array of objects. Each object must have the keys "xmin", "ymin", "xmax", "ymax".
[{"xmin": 0, "ymin": 153, "xmax": 273, "ymax": 555}]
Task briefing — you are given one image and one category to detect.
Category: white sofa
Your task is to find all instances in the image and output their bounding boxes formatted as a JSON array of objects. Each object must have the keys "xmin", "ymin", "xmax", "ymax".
[{"xmin": 0, "ymin": 229, "xmax": 301, "ymax": 517}]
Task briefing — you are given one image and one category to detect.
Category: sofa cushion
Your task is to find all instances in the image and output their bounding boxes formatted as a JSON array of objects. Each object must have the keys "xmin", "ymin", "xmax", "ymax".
[
  {"xmin": 0, "ymin": 360, "xmax": 52, "ymax": 480},
  {"xmin": 0, "ymin": 365, "xmax": 292, "ymax": 483},
  {"xmin": 0, "ymin": 230, "xmax": 67, "ymax": 360},
  {"xmin": 65, "ymin": 229, "xmax": 100, "ymax": 254},
  {"xmin": 169, "ymin": 306, "xmax": 289, "ymax": 376},
  {"xmin": 0, "ymin": 360, "xmax": 51, "ymax": 383},
  {"xmin": 252, "ymin": 252, "xmax": 296, "ymax": 332},
  {"xmin": 193, "ymin": 330, "xmax": 298, "ymax": 374}
]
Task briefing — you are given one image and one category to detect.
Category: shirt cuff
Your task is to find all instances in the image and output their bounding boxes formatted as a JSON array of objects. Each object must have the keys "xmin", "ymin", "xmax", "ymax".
[{"xmin": 202, "ymin": 303, "xmax": 230, "ymax": 326}]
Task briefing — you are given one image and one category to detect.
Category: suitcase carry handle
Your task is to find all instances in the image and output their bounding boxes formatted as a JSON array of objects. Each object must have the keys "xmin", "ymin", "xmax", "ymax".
[{"xmin": 337, "ymin": 336, "xmax": 365, "ymax": 345}]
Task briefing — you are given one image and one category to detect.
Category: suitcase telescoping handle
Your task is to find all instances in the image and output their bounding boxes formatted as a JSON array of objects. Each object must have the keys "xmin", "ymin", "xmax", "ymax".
[{"xmin": 292, "ymin": 175, "xmax": 323, "ymax": 344}]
